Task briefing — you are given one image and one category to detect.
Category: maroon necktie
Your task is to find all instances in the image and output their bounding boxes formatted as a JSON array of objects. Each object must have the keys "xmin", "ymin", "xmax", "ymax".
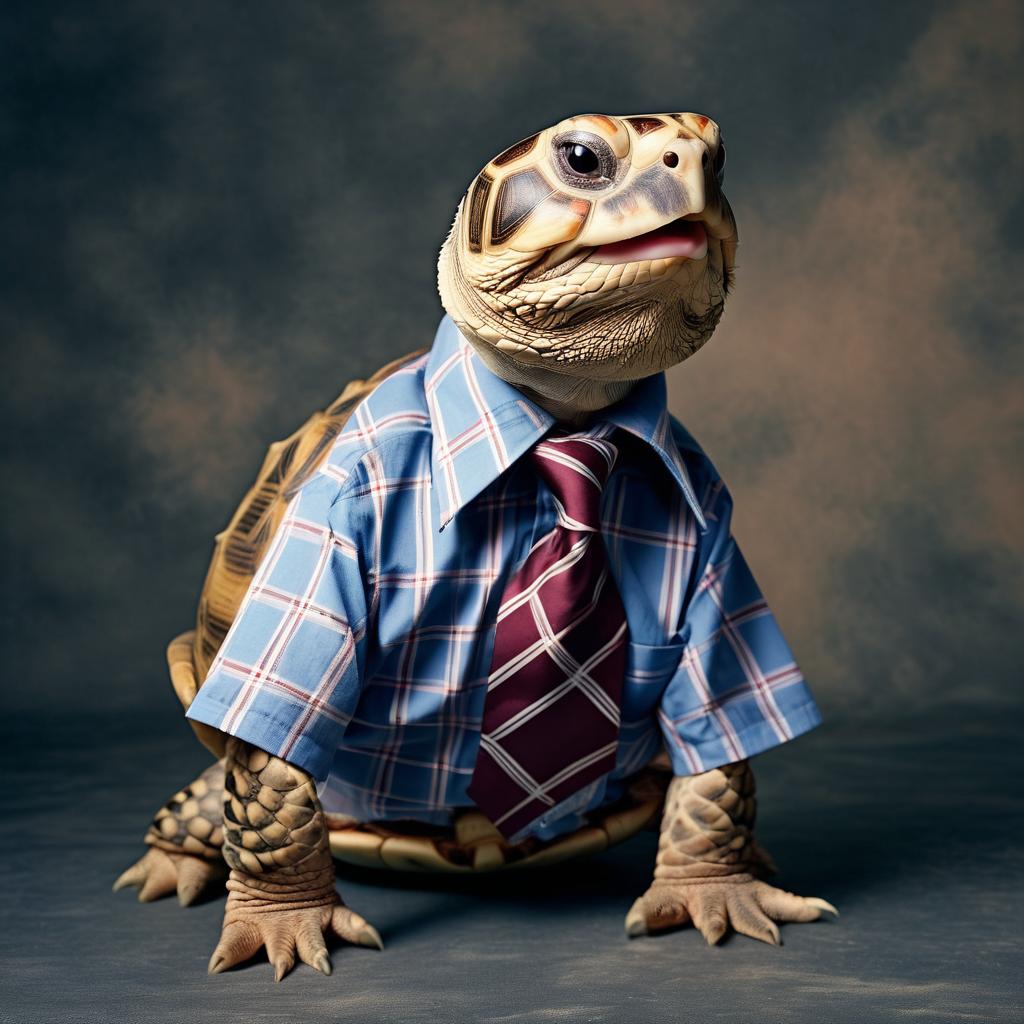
[{"xmin": 467, "ymin": 430, "xmax": 628, "ymax": 840}]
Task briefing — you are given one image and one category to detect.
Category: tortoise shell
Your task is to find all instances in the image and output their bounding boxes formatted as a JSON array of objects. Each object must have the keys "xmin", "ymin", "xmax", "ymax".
[
  {"xmin": 166, "ymin": 348, "xmax": 423, "ymax": 758},
  {"xmin": 165, "ymin": 348, "xmax": 667, "ymax": 872}
]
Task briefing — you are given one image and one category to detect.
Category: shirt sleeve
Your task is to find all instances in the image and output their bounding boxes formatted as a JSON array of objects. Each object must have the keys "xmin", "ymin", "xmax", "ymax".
[
  {"xmin": 657, "ymin": 476, "xmax": 822, "ymax": 776},
  {"xmin": 185, "ymin": 471, "xmax": 371, "ymax": 785}
]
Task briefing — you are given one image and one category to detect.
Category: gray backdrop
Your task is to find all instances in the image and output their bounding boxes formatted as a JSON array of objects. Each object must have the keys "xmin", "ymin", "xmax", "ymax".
[{"xmin": 4, "ymin": 1, "xmax": 1020, "ymax": 723}]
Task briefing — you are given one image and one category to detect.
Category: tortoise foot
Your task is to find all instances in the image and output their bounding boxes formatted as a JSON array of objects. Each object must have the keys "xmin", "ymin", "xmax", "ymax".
[
  {"xmin": 625, "ymin": 875, "xmax": 838, "ymax": 946},
  {"xmin": 114, "ymin": 846, "xmax": 227, "ymax": 906},
  {"xmin": 208, "ymin": 900, "xmax": 382, "ymax": 981}
]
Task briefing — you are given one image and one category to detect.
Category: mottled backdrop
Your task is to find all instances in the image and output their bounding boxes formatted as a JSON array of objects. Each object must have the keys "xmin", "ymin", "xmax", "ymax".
[{"xmin": 3, "ymin": 0, "xmax": 1021, "ymax": 723}]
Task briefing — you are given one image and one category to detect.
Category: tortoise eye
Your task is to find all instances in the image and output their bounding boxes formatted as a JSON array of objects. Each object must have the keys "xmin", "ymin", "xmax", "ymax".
[
  {"xmin": 552, "ymin": 130, "xmax": 618, "ymax": 190},
  {"xmin": 566, "ymin": 143, "xmax": 599, "ymax": 175}
]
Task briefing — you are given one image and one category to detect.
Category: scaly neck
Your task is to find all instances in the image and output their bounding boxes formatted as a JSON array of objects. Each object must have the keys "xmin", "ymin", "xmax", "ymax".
[{"xmin": 465, "ymin": 337, "xmax": 637, "ymax": 427}]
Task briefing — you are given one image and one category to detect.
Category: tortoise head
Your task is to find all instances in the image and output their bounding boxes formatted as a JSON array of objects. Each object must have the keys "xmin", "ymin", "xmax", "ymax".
[{"xmin": 437, "ymin": 111, "xmax": 737, "ymax": 402}]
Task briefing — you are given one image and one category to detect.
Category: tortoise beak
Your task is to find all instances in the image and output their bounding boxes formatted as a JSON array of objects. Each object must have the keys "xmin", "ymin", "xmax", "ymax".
[{"xmin": 590, "ymin": 218, "xmax": 708, "ymax": 265}]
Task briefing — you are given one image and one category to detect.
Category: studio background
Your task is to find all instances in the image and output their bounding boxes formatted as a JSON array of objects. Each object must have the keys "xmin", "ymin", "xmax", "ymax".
[{"xmin": 2, "ymin": 3, "xmax": 1021, "ymax": 1022}]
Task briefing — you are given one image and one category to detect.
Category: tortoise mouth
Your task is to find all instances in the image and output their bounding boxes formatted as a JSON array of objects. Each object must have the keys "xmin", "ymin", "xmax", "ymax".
[
  {"xmin": 519, "ymin": 215, "xmax": 713, "ymax": 285},
  {"xmin": 591, "ymin": 218, "xmax": 708, "ymax": 265}
]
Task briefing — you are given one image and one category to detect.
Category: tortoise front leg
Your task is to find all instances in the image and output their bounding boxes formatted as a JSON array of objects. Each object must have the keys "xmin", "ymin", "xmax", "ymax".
[
  {"xmin": 113, "ymin": 760, "xmax": 228, "ymax": 906},
  {"xmin": 208, "ymin": 737, "xmax": 382, "ymax": 981},
  {"xmin": 625, "ymin": 760, "xmax": 838, "ymax": 945}
]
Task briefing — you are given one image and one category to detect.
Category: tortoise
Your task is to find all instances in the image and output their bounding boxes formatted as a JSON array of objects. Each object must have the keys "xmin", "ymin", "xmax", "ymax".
[
  {"xmin": 164, "ymin": 350, "xmax": 669, "ymax": 874},
  {"xmin": 116, "ymin": 111, "xmax": 835, "ymax": 980}
]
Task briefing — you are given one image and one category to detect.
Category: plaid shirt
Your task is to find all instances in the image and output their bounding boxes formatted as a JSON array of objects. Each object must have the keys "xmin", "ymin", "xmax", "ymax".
[{"xmin": 186, "ymin": 315, "xmax": 821, "ymax": 840}]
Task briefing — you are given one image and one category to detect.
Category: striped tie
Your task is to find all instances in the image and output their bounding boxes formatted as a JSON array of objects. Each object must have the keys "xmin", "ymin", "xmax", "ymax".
[{"xmin": 467, "ymin": 430, "xmax": 628, "ymax": 840}]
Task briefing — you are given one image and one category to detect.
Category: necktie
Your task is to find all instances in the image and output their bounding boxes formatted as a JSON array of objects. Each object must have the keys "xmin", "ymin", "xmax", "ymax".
[{"xmin": 467, "ymin": 429, "xmax": 629, "ymax": 841}]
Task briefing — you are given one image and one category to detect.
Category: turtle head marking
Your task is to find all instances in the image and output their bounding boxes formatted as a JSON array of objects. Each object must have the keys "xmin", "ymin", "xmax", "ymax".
[{"xmin": 437, "ymin": 112, "xmax": 738, "ymax": 387}]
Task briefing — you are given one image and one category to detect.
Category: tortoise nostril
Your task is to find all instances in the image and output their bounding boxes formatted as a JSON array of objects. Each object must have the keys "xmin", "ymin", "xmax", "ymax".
[{"xmin": 663, "ymin": 151, "xmax": 679, "ymax": 168}]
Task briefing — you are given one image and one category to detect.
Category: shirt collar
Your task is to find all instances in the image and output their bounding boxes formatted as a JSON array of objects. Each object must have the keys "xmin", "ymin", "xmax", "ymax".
[{"xmin": 424, "ymin": 314, "xmax": 706, "ymax": 532}]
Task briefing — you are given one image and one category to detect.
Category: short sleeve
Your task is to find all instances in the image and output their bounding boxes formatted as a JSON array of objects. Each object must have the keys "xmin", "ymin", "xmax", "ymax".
[
  {"xmin": 657, "ymin": 478, "xmax": 822, "ymax": 776},
  {"xmin": 185, "ymin": 473, "xmax": 371, "ymax": 784}
]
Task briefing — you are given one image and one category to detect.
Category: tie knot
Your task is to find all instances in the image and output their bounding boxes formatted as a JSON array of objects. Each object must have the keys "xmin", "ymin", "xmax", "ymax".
[{"xmin": 531, "ymin": 431, "xmax": 619, "ymax": 532}]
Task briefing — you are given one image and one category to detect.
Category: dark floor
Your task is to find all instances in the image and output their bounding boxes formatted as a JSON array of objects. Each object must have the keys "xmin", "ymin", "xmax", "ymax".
[{"xmin": 1, "ymin": 707, "xmax": 1021, "ymax": 1024}]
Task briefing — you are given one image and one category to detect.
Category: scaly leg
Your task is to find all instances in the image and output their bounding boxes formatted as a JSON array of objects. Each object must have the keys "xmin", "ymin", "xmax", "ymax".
[
  {"xmin": 207, "ymin": 737, "xmax": 382, "ymax": 981},
  {"xmin": 625, "ymin": 760, "xmax": 837, "ymax": 945},
  {"xmin": 113, "ymin": 760, "xmax": 228, "ymax": 906}
]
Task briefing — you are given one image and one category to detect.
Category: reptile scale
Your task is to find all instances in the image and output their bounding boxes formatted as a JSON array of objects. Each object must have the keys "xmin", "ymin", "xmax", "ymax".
[{"xmin": 114, "ymin": 111, "xmax": 837, "ymax": 980}]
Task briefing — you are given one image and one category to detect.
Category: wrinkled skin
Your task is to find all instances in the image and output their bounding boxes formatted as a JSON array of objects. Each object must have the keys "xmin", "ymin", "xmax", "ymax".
[
  {"xmin": 117, "ymin": 739, "xmax": 381, "ymax": 979},
  {"xmin": 438, "ymin": 111, "xmax": 738, "ymax": 418},
  {"xmin": 208, "ymin": 738, "xmax": 382, "ymax": 979},
  {"xmin": 625, "ymin": 761, "xmax": 836, "ymax": 945}
]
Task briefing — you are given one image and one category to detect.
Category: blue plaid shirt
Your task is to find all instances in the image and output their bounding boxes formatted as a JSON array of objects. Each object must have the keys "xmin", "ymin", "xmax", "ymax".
[{"xmin": 186, "ymin": 314, "xmax": 821, "ymax": 840}]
